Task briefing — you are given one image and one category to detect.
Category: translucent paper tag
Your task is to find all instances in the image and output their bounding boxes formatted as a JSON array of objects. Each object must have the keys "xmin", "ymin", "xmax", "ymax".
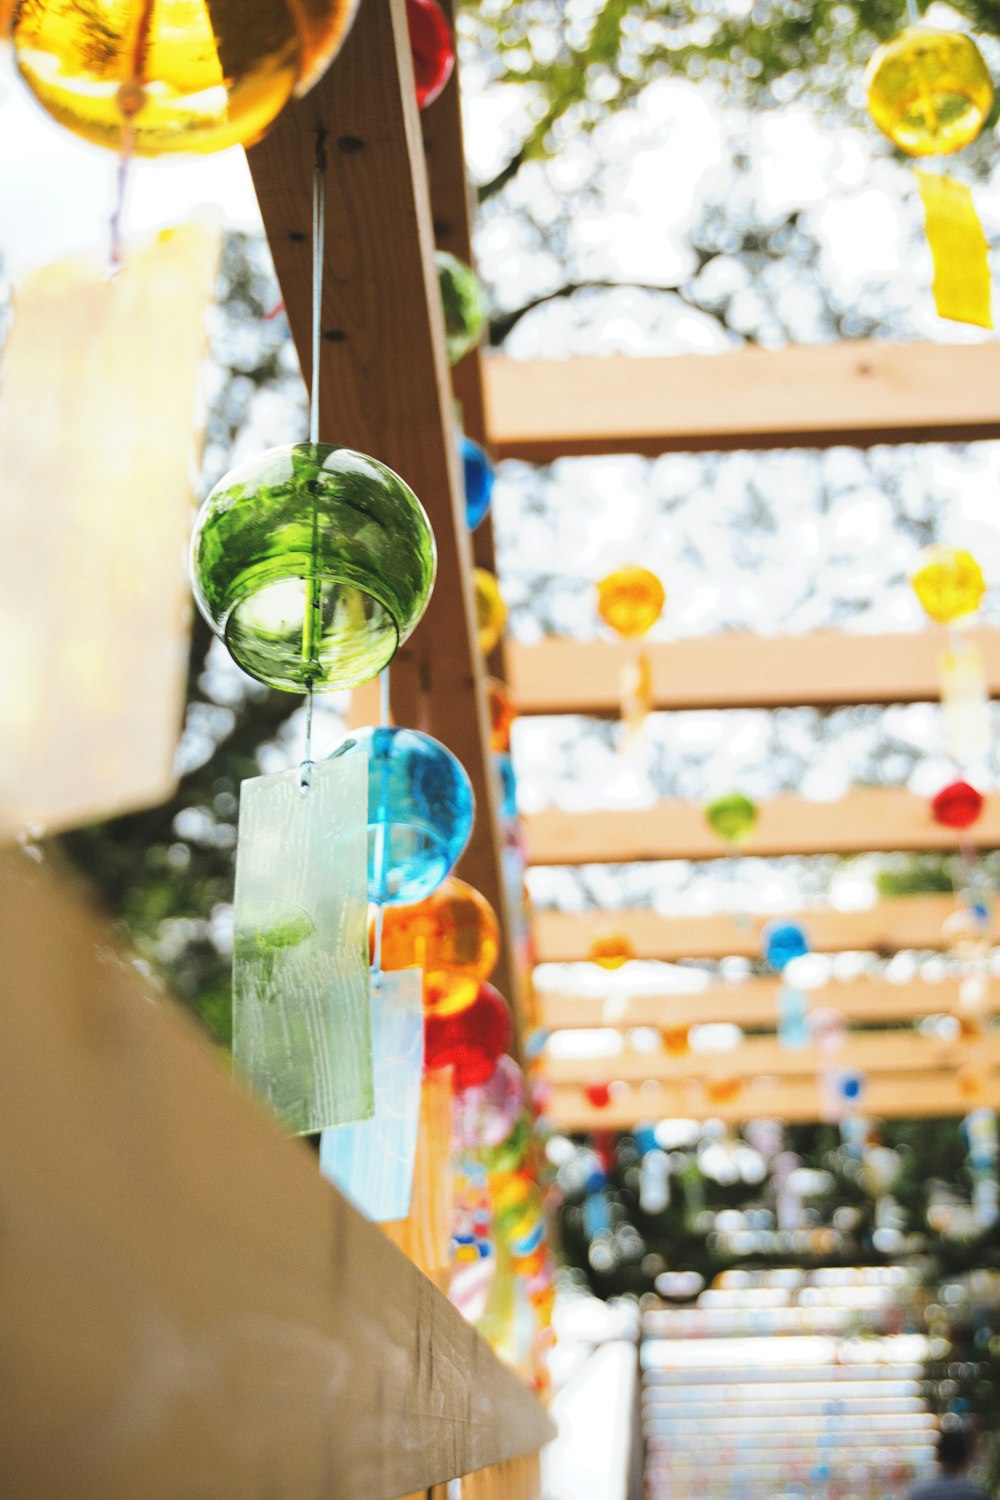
[
  {"xmin": 233, "ymin": 756, "xmax": 372, "ymax": 1135},
  {"xmin": 381, "ymin": 1066, "xmax": 455, "ymax": 1276},
  {"xmin": 319, "ymin": 967, "xmax": 423, "ymax": 1220},
  {"xmin": 917, "ymin": 172, "xmax": 992, "ymax": 330},
  {"xmin": 939, "ymin": 637, "xmax": 990, "ymax": 765}
]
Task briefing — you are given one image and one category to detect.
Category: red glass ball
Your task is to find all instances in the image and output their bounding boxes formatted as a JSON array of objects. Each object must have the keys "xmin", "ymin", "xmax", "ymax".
[
  {"xmin": 424, "ymin": 980, "xmax": 511, "ymax": 1088},
  {"xmin": 406, "ymin": 0, "xmax": 455, "ymax": 110},
  {"xmin": 584, "ymin": 1082, "xmax": 612, "ymax": 1109},
  {"xmin": 931, "ymin": 779, "xmax": 984, "ymax": 830}
]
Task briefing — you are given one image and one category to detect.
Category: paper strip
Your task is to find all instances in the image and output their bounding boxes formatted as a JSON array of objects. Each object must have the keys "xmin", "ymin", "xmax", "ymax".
[
  {"xmin": 917, "ymin": 171, "xmax": 992, "ymax": 329},
  {"xmin": 233, "ymin": 756, "xmax": 372, "ymax": 1134},
  {"xmin": 319, "ymin": 967, "xmax": 423, "ymax": 1220}
]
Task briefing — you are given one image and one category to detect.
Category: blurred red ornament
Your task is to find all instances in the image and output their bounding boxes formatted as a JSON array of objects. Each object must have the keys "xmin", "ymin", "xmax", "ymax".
[
  {"xmin": 406, "ymin": 0, "xmax": 455, "ymax": 110},
  {"xmin": 584, "ymin": 1082, "xmax": 612, "ymax": 1109},
  {"xmin": 424, "ymin": 980, "xmax": 511, "ymax": 1088},
  {"xmin": 932, "ymin": 779, "xmax": 983, "ymax": 830}
]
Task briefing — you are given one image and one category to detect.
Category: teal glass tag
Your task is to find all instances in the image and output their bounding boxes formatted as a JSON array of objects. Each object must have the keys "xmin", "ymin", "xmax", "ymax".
[
  {"xmin": 319, "ymin": 967, "xmax": 424, "ymax": 1220},
  {"xmin": 233, "ymin": 755, "xmax": 372, "ymax": 1134}
]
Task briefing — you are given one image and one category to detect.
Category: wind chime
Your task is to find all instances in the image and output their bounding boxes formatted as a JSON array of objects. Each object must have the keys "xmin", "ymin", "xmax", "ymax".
[
  {"xmin": 596, "ymin": 564, "xmax": 665, "ymax": 739},
  {"xmin": 865, "ymin": 16, "xmax": 995, "ymax": 328}
]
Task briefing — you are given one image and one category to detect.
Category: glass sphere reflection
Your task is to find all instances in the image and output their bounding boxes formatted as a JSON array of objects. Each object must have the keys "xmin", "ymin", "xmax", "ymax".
[
  {"xmin": 865, "ymin": 27, "xmax": 993, "ymax": 157},
  {"xmin": 191, "ymin": 444, "xmax": 436, "ymax": 692}
]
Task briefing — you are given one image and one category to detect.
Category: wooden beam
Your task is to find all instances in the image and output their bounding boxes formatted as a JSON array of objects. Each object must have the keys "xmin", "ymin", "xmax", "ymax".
[
  {"xmin": 526, "ymin": 788, "xmax": 1000, "ymax": 866},
  {"xmin": 537, "ymin": 975, "xmax": 996, "ymax": 1031},
  {"xmin": 506, "ymin": 629, "xmax": 1000, "ymax": 716},
  {"xmin": 247, "ymin": 0, "xmax": 518, "ymax": 1017},
  {"xmin": 546, "ymin": 1068, "xmax": 998, "ymax": 1129},
  {"xmin": 463, "ymin": 1454, "xmax": 543, "ymax": 1500},
  {"xmin": 0, "ymin": 851, "xmax": 553, "ymax": 1498},
  {"xmin": 541, "ymin": 1030, "xmax": 1000, "ymax": 1086},
  {"xmin": 483, "ymin": 341, "xmax": 1000, "ymax": 461},
  {"xmin": 532, "ymin": 894, "xmax": 994, "ymax": 963}
]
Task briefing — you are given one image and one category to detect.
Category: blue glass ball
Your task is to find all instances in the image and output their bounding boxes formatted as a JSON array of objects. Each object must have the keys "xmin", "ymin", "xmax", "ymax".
[
  {"xmin": 763, "ymin": 920, "xmax": 810, "ymax": 972},
  {"xmin": 337, "ymin": 725, "xmax": 474, "ymax": 905},
  {"xmin": 494, "ymin": 751, "xmax": 517, "ymax": 822},
  {"xmin": 461, "ymin": 436, "xmax": 495, "ymax": 531}
]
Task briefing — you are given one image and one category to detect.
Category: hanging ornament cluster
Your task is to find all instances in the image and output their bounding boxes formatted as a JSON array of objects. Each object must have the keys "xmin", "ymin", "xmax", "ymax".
[
  {"xmin": 12, "ymin": 0, "xmax": 359, "ymax": 156},
  {"xmin": 865, "ymin": 26, "xmax": 994, "ymax": 328},
  {"xmin": 405, "ymin": 0, "xmax": 455, "ymax": 111}
]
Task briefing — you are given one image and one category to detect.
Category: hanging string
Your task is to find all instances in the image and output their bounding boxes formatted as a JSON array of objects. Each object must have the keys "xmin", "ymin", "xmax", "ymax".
[
  {"xmin": 108, "ymin": 0, "xmax": 154, "ymax": 273},
  {"xmin": 906, "ymin": 0, "xmax": 920, "ymax": 22},
  {"xmin": 301, "ymin": 130, "xmax": 328, "ymax": 791},
  {"xmin": 379, "ymin": 665, "xmax": 391, "ymax": 727}
]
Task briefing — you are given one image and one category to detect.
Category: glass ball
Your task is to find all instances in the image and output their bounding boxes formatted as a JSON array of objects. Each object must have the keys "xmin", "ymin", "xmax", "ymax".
[
  {"xmin": 911, "ymin": 545, "xmax": 986, "ymax": 624},
  {"xmin": 340, "ymin": 726, "xmax": 473, "ymax": 906},
  {"xmin": 191, "ymin": 444, "xmax": 435, "ymax": 693},
  {"xmin": 932, "ymin": 779, "xmax": 984, "ymax": 830},
  {"xmin": 662, "ymin": 1025, "xmax": 690, "ymax": 1057},
  {"xmin": 596, "ymin": 565, "xmax": 665, "ymax": 638},
  {"xmin": 588, "ymin": 932, "xmax": 635, "ymax": 970},
  {"xmin": 585, "ymin": 1082, "xmax": 612, "ymax": 1109},
  {"xmin": 378, "ymin": 875, "xmax": 500, "ymax": 1012},
  {"xmin": 482, "ymin": 1111, "xmax": 532, "ymax": 1176},
  {"xmin": 461, "ymin": 435, "xmax": 495, "ymax": 531},
  {"xmin": 704, "ymin": 790, "xmax": 759, "ymax": 844},
  {"xmin": 424, "ymin": 980, "xmax": 512, "ymax": 1088},
  {"xmin": 406, "ymin": 0, "xmax": 454, "ymax": 110},
  {"xmin": 865, "ymin": 27, "xmax": 993, "ymax": 158},
  {"xmin": 474, "ymin": 568, "xmax": 507, "ymax": 654},
  {"xmin": 436, "ymin": 251, "xmax": 485, "ymax": 366},
  {"xmin": 12, "ymin": 0, "xmax": 358, "ymax": 157},
  {"xmin": 487, "ymin": 677, "xmax": 515, "ymax": 753},
  {"xmin": 763, "ymin": 920, "xmax": 810, "ymax": 972},
  {"xmin": 493, "ymin": 752, "xmax": 517, "ymax": 823},
  {"xmin": 455, "ymin": 1055, "xmax": 526, "ymax": 1150}
]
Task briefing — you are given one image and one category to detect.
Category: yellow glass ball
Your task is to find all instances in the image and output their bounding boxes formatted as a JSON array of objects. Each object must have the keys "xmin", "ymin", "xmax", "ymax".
[
  {"xmin": 378, "ymin": 876, "xmax": 500, "ymax": 1015},
  {"xmin": 911, "ymin": 545, "xmax": 986, "ymax": 624},
  {"xmin": 12, "ymin": 0, "xmax": 357, "ymax": 157},
  {"xmin": 596, "ymin": 566, "xmax": 665, "ymax": 639},
  {"xmin": 865, "ymin": 27, "xmax": 994, "ymax": 157},
  {"xmin": 588, "ymin": 932, "xmax": 635, "ymax": 970},
  {"xmin": 474, "ymin": 568, "xmax": 507, "ymax": 655}
]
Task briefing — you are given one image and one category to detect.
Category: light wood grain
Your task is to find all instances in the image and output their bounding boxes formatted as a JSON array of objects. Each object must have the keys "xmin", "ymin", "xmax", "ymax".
[
  {"xmin": 506, "ymin": 629, "xmax": 1000, "ymax": 715},
  {"xmin": 532, "ymin": 894, "xmax": 993, "ymax": 963},
  {"xmin": 548, "ymin": 1068, "xmax": 998, "ymax": 1129},
  {"xmin": 0, "ymin": 851, "xmax": 553, "ymax": 1498},
  {"xmin": 538, "ymin": 975, "xmax": 997, "ymax": 1031},
  {"xmin": 463, "ymin": 1453, "xmax": 542, "ymax": 1500},
  {"xmin": 526, "ymin": 787, "xmax": 1000, "ymax": 865},
  {"xmin": 483, "ymin": 341, "xmax": 1000, "ymax": 460}
]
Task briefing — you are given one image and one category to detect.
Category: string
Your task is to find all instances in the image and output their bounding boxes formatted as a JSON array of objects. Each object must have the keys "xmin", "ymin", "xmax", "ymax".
[
  {"xmin": 301, "ymin": 131, "xmax": 327, "ymax": 792},
  {"xmin": 108, "ymin": 0, "xmax": 154, "ymax": 273},
  {"xmin": 379, "ymin": 665, "xmax": 391, "ymax": 727},
  {"xmin": 906, "ymin": 0, "xmax": 920, "ymax": 23}
]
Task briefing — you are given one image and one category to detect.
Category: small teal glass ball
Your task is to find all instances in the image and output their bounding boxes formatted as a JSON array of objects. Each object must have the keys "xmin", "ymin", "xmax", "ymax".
[
  {"xmin": 461, "ymin": 436, "xmax": 495, "ymax": 530},
  {"xmin": 763, "ymin": 920, "xmax": 810, "ymax": 971},
  {"xmin": 494, "ymin": 751, "xmax": 517, "ymax": 822},
  {"xmin": 338, "ymin": 725, "xmax": 474, "ymax": 905}
]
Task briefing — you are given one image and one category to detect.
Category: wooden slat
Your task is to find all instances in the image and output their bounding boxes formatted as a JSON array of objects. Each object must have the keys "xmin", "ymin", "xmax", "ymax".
[
  {"xmin": 537, "ymin": 975, "xmax": 997, "ymax": 1031},
  {"xmin": 526, "ymin": 787, "xmax": 1000, "ymax": 866},
  {"xmin": 541, "ymin": 1030, "xmax": 1000, "ymax": 1086},
  {"xmin": 463, "ymin": 1454, "xmax": 542, "ymax": 1500},
  {"xmin": 247, "ymin": 0, "xmax": 517, "ymax": 1014},
  {"xmin": 506, "ymin": 629, "xmax": 1000, "ymax": 716},
  {"xmin": 0, "ymin": 851, "xmax": 553, "ymax": 1498},
  {"xmin": 0, "ymin": 222, "xmax": 217, "ymax": 842},
  {"xmin": 532, "ymin": 895, "xmax": 996, "ymax": 963},
  {"xmin": 483, "ymin": 341, "xmax": 1000, "ymax": 461},
  {"xmin": 547, "ymin": 1069, "xmax": 999, "ymax": 1130}
]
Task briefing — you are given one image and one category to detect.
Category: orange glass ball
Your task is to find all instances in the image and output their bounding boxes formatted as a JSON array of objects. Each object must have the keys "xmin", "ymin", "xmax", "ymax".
[
  {"xmin": 596, "ymin": 566, "xmax": 665, "ymax": 639},
  {"xmin": 705, "ymin": 1076, "xmax": 742, "ymax": 1106},
  {"xmin": 487, "ymin": 676, "xmax": 516, "ymax": 753},
  {"xmin": 378, "ymin": 875, "xmax": 500, "ymax": 1014},
  {"xmin": 662, "ymin": 1025, "xmax": 691, "ymax": 1058},
  {"xmin": 588, "ymin": 932, "xmax": 635, "ymax": 970}
]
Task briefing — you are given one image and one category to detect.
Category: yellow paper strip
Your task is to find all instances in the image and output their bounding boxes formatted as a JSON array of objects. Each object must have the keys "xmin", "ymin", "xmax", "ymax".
[{"xmin": 917, "ymin": 171, "xmax": 992, "ymax": 329}]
